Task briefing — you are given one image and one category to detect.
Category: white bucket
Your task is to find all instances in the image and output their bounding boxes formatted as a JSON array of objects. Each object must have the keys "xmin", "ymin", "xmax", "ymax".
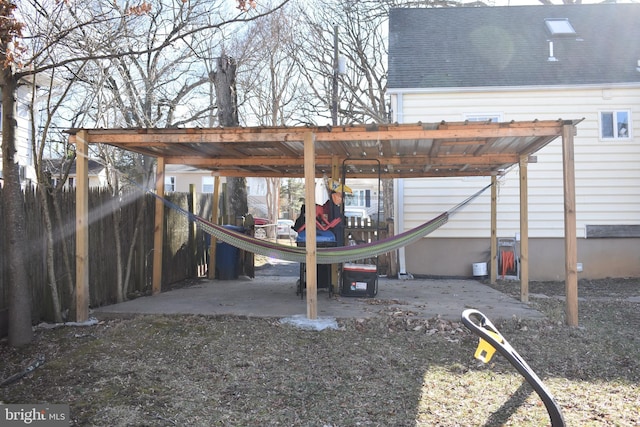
[{"xmin": 472, "ymin": 262, "xmax": 488, "ymax": 278}]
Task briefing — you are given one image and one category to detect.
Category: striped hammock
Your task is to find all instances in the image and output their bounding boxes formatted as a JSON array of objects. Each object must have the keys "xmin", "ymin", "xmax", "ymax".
[{"xmin": 154, "ymin": 183, "xmax": 491, "ymax": 265}]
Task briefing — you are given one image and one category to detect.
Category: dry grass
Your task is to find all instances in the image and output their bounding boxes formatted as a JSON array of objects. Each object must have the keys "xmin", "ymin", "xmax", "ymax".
[{"xmin": 1, "ymin": 278, "xmax": 639, "ymax": 426}]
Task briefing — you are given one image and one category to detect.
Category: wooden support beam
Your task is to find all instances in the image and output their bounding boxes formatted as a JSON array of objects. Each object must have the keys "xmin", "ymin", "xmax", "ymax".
[
  {"xmin": 330, "ymin": 156, "xmax": 341, "ymax": 293},
  {"xmin": 490, "ymin": 175, "xmax": 497, "ymax": 284},
  {"xmin": 519, "ymin": 156, "xmax": 529, "ymax": 303},
  {"xmin": 152, "ymin": 158, "xmax": 165, "ymax": 295},
  {"xmin": 208, "ymin": 176, "xmax": 220, "ymax": 280},
  {"xmin": 184, "ymin": 169, "xmax": 504, "ymax": 180},
  {"xmin": 331, "ymin": 155, "xmax": 340, "ymax": 181},
  {"xmin": 76, "ymin": 121, "xmax": 566, "ymax": 146},
  {"xmin": 303, "ymin": 132, "xmax": 318, "ymax": 319},
  {"xmin": 562, "ymin": 122, "xmax": 578, "ymax": 326},
  {"xmin": 165, "ymin": 153, "xmax": 520, "ymax": 168},
  {"xmin": 75, "ymin": 130, "xmax": 90, "ymax": 322},
  {"xmin": 189, "ymin": 184, "xmax": 197, "ymax": 277}
]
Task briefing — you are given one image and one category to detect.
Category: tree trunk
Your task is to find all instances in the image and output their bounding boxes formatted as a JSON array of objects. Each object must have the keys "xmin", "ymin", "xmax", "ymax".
[
  {"xmin": 1, "ymin": 66, "xmax": 33, "ymax": 346},
  {"xmin": 39, "ymin": 188, "xmax": 63, "ymax": 323},
  {"xmin": 52, "ymin": 190, "xmax": 76, "ymax": 320},
  {"xmin": 382, "ymin": 178, "xmax": 397, "ymax": 277},
  {"xmin": 214, "ymin": 55, "xmax": 247, "ymax": 221},
  {"xmin": 214, "ymin": 54, "xmax": 251, "ymax": 279},
  {"xmin": 114, "ymin": 204, "xmax": 125, "ymax": 303},
  {"xmin": 122, "ymin": 194, "xmax": 146, "ymax": 298},
  {"xmin": 214, "ymin": 55, "xmax": 239, "ymax": 128},
  {"xmin": 382, "ymin": 178, "xmax": 393, "ymax": 223},
  {"xmin": 266, "ymin": 177, "xmax": 280, "ymax": 236}
]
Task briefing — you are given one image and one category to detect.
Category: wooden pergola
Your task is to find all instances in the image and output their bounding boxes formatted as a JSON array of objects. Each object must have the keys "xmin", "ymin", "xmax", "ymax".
[{"xmin": 68, "ymin": 119, "xmax": 582, "ymax": 325}]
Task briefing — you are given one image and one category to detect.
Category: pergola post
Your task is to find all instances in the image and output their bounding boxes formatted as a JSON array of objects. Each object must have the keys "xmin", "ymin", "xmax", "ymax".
[
  {"xmin": 75, "ymin": 130, "xmax": 90, "ymax": 322},
  {"xmin": 519, "ymin": 155, "xmax": 529, "ymax": 303},
  {"xmin": 303, "ymin": 132, "xmax": 318, "ymax": 319},
  {"xmin": 152, "ymin": 157, "xmax": 165, "ymax": 295},
  {"xmin": 562, "ymin": 122, "xmax": 578, "ymax": 326},
  {"xmin": 490, "ymin": 175, "xmax": 497, "ymax": 284},
  {"xmin": 208, "ymin": 176, "xmax": 220, "ymax": 280}
]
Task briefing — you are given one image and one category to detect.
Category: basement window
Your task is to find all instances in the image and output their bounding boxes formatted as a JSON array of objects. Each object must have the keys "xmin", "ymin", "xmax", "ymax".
[
  {"xmin": 464, "ymin": 114, "xmax": 502, "ymax": 122},
  {"xmin": 600, "ymin": 110, "xmax": 631, "ymax": 140},
  {"xmin": 545, "ymin": 19, "xmax": 576, "ymax": 36}
]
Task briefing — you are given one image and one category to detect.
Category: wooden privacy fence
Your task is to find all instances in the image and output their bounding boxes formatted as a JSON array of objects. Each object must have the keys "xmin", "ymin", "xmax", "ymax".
[
  {"xmin": 0, "ymin": 187, "xmax": 215, "ymax": 332},
  {"xmin": 0, "ymin": 186, "xmax": 398, "ymax": 335}
]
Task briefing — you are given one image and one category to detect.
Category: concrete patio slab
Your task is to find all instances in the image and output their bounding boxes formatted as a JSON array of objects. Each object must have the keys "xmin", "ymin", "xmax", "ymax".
[{"xmin": 94, "ymin": 265, "xmax": 543, "ymax": 322}]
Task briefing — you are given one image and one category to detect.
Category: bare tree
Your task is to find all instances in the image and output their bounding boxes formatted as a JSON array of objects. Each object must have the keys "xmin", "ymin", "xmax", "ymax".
[
  {"xmin": 291, "ymin": 0, "xmax": 393, "ymax": 125},
  {"xmin": 2, "ymin": 0, "xmax": 290, "ymax": 346},
  {"xmin": 232, "ymin": 4, "xmax": 312, "ymax": 126},
  {"xmin": 230, "ymin": 4, "xmax": 315, "ymax": 223},
  {"xmin": 0, "ymin": 0, "xmax": 32, "ymax": 347},
  {"xmin": 213, "ymin": 55, "xmax": 248, "ymax": 221}
]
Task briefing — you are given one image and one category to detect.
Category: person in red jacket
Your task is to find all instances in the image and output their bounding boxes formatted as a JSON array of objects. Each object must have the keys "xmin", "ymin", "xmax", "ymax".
[{"xmin": 323, "ymin": 181, "xmax": 352, "ymax": 246}]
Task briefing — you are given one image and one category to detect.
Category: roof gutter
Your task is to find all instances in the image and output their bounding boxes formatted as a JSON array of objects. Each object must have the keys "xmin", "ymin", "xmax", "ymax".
[{"xmin": 387, "ymin": 81, "xmax": 640, "ymax": 95}]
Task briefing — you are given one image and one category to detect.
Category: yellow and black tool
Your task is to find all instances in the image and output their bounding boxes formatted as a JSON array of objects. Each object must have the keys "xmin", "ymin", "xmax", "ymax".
[{"xmin": 462, "ymin": 309, "xmax": 566, "ymax": 427}]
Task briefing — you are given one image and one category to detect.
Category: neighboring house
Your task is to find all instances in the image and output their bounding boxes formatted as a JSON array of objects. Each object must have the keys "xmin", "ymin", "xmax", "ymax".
[
  {"xmin": 343, "ymin": 178, "xmax": 383, "ymax": 220},
  {"xmin": 164, "ymin": 165, "xmax": 217, "ymax": 193},
  {"xmin": 388, "ymin": 4, "xmax": 640, "ymax": 280},
  {"xmin": 164, "ymin": 165, "xmax": 269, "ymax": 217},
  {"xmin": 162, "ymin": 168, "xmax": 382, "ymax": 223},
  {"xmin": 0, "ymin": 82, "xmax": 39, "ymax": 189},
  {"xmin": 43, "ymin": 158, "xmax": 107, "ymax": 189}
]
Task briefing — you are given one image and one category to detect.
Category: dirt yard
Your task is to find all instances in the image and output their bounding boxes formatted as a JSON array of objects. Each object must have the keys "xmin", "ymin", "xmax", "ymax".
[{"xmin": 1, "ymin": 278, "xmax": 639, "ymax": 426}]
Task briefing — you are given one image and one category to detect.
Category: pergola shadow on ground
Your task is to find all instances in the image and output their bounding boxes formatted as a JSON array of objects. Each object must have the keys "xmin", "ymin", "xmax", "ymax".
[{"xmin": 69, "ymin": 120, "xmax": 581, "ymax": 325}]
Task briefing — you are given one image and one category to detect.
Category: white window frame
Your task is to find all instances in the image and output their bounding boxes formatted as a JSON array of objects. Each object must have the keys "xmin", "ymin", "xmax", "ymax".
[
  {"xmin": 346, "ymin": 189, "xmax": 365, "ymax": 207},
  {"xmin": 164, "ymin": 176, "xmax": 176, "ymax": 192},
  {"xmin": 464, "ymin": 113, "xmax": 503, "ymax": 123},
  {"xmin": 202, "ymin": 176, "xmax": 214, "ymax": 193},
  {"xmin": 599, "ymin": 110, "xmax": 631, "ymax": 140}
]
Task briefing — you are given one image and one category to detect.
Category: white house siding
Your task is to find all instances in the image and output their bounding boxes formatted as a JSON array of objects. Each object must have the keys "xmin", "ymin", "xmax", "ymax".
[
  {"xmin": 1, "ymin": 85, "xmax": 38, "ymax": 186},
  {"xmin": 391, "ymin": 85, "xmax": 640, "ymax": 280}
]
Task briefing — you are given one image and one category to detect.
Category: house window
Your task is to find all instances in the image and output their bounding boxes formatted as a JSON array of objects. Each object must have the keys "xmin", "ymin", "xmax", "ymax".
[
  {"xmin": 346, "ymin": 189, "xmax": 371, "ymax": 208},
  {"xmin": 202, "ymin": 176, "xmax": 214, "ymax": 193},
  {"xmin": 464, "ymin": 114, "xmax": 502, "ymax": 123},
  {"xmin": 600, "ymin": 111, "xmax": 630, "ymax": 140},
  {"xmin": 165, "ymin": 176, "xmax": 176, "ymax": 192}
]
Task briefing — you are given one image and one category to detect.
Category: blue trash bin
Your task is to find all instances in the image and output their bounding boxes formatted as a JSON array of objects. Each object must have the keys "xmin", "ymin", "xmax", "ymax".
[{"xmin": 215, "ymin": 225, "xmax": 244, "ymax": 280}]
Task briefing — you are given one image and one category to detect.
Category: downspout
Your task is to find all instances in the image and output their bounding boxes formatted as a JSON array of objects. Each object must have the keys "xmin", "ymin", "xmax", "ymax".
[
  {"xmin": 395, "ymin": 178, "xmax": 411, "ymax": 279},
  {"xmin": 391, "ymin": 92, "xmax": 411, "ymax": 279}
]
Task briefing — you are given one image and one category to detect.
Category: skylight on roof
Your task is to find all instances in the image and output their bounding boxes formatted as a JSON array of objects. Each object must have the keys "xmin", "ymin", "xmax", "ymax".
[{"xmin": 545, "ymin": 18, "xmax": 576, "ymax": 36}]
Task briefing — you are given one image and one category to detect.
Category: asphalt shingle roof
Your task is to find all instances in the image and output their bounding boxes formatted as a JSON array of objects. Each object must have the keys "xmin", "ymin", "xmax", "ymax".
[{"xmin": 388, "ymin": 4, "xmax": 640, "ymax": 89}]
